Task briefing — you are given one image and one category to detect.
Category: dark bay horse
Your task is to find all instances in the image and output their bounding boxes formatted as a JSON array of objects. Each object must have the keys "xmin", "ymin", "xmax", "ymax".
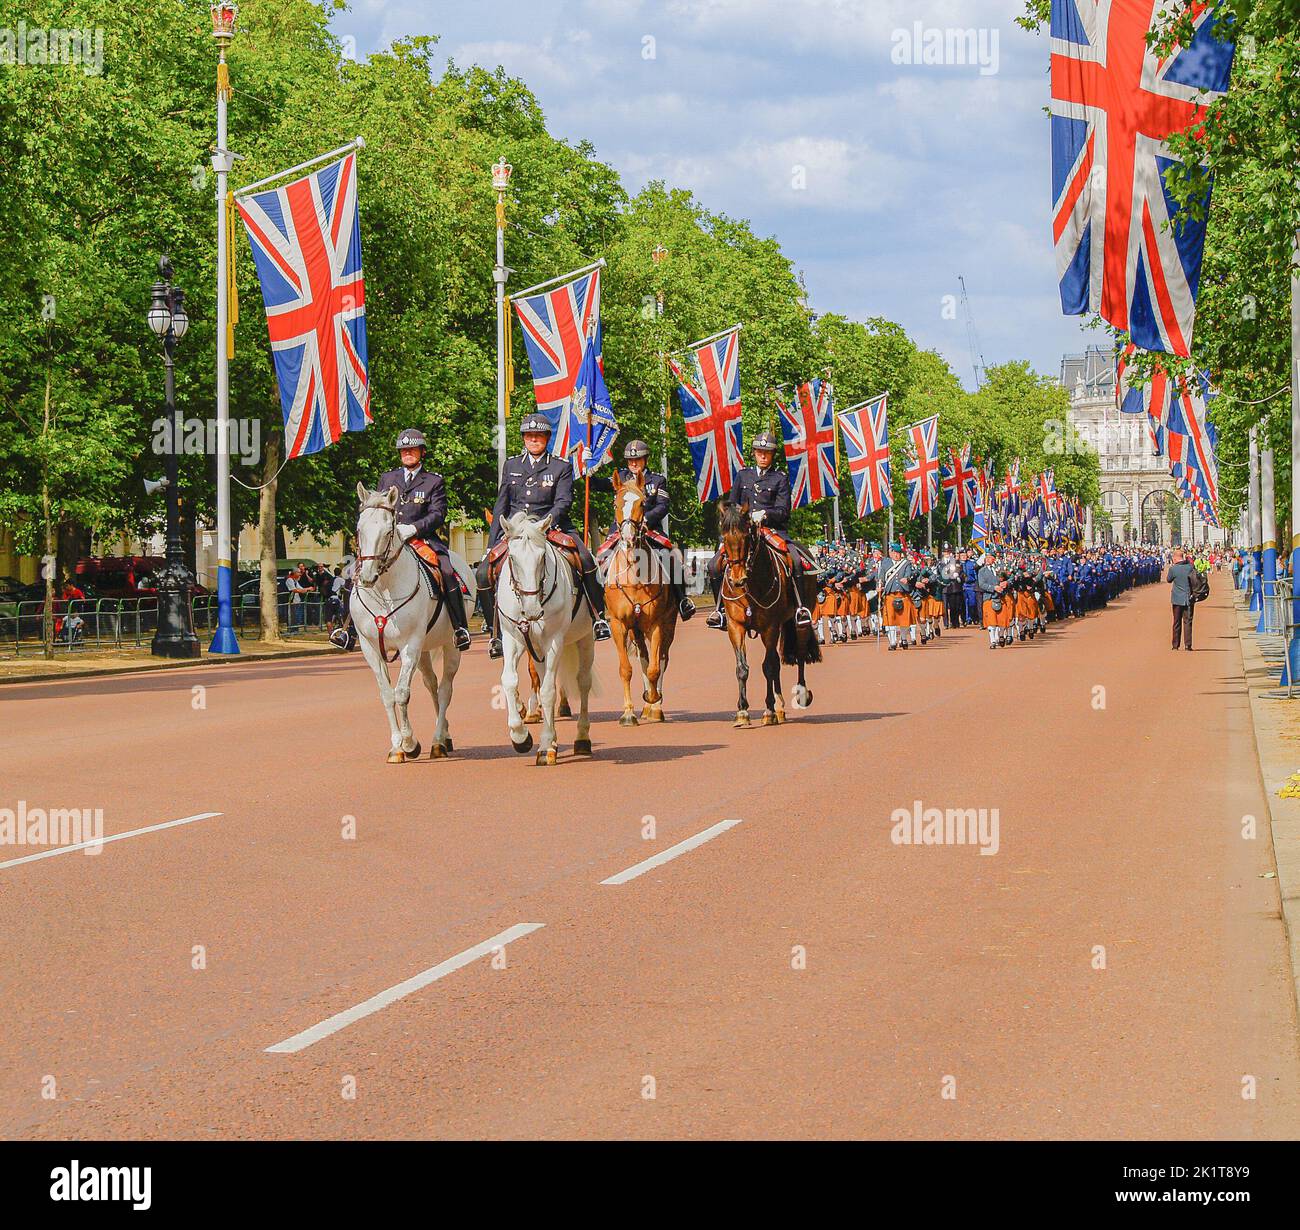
[{"xmin": 717, "ymin": 502, "xmax": 821, "ymax": 727}]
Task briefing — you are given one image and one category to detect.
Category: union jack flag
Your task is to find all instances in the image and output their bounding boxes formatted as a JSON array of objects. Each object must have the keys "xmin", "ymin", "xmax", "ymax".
[
  {"xmin": 971, "ymin": 482, "xmax": 989, "ymax": 548},
  {"xmin": 1166, "ymin": 372, "xmax": 1218, "ymax": 509},
  {"xmin": 777, "ymin": 379, "xmax": 839, "ymax": 508},
  {"xmin": 1116, "ymin": 341, "xmax": 1145, "ymax": 414},
  {"xmin": 903, "ymin": 415, "xmax": 940, "ymax": 518},
  {"xmin": 1050, "ymin": 0, "xmax": 1236, "ymax": 355},
  {"xmin": 513, "ymin": 266, "xmax": 603, "ymax": 457},
  {"xmin": 941, "ymin": 443, "xmax": 976, "ymax": 522},
  {"xmin": 836, "ymin": 394, "xmax": 892, "ymax": 518},
  {"xmin": 236, "ymin": 151, "xmax": 370, "ymax": 459},
  {"xmin": 670, "ymin": 328, "xmax": 744, "ymax": 502}
]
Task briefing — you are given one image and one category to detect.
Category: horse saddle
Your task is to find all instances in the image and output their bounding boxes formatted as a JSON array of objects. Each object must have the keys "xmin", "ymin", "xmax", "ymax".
[
  {"xmin": 405, "ymin": 538, "xmax": 446, "ymax": 595},
  {"xmin": 598, "ymin": 528, "xmax": 675, "ymax": 556},
  {"xmin": 486, "ymin": 529, "xmax": 584, "ymax": 586},
  {"xmin": 758, "ymin": 526, "xmax": 789, "ymax": 555}
]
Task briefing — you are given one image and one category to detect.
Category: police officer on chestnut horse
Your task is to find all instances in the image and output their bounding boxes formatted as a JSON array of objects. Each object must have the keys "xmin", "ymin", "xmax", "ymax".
[
  {"xmin": 705, "ymin": 431, "xmax": 815, "ymax": 629},
  {"xmin": 476, "ymin": 413, "xmax": 613, "ymax": 659},
  {"xmin": 377, "ymin": 428, "xmax": 472, "ymax": 651},
  {"xmin": 590, "ymin": 438, "xmax": 696, "ymax": 620}
]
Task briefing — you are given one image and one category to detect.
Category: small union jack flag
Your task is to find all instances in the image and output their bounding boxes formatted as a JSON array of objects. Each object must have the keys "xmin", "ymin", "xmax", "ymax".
[
  {"xmin": 236, "ymin": 151, "xmax": 370, "ymax": 459},
  {"xmin": 1050, "ymin": 0, "xmax": 1236, "ymax": 355},
  {"xmin": 670, "ymin": 328, "xmax": 744, "ymax": 503},
  {"xmin": 903, "ymin": 415, "xmax": 940, "ymax": 518},
  {"xmin": 836, "ymin": 394, "xmax": 892, "ymax": 518},
  {"xmin": 777, "ymin": 379, "xmax": 839, "ymax": 508},
  {"xmin": 513, "ymin": 266, "xmax": 603, "ymax": 457}
]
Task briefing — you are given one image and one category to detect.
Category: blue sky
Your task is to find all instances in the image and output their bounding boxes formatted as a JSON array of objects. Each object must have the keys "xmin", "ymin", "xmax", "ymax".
[{"xmin": 333, "ymin": 0, "xmax": 1098, "ymax": 388}]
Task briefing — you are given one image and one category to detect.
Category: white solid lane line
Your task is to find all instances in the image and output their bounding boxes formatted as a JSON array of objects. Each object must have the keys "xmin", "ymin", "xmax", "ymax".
[
  {"xmin": 600, "ymin": 818, "xmax": 744, "ymax": 886},
  {"xmin": 265, "ymin": 922, "xmax": 546, "ymax": 1055},
  {"xmin": 0, "ymin": 811, "xmax": 224, "ymax": 871}
]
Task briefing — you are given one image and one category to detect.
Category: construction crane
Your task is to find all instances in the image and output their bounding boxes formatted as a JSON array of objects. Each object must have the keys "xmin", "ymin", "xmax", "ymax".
[{"xmin": 958, "ymin": 275, "xmax": 987, "ymax": 389}]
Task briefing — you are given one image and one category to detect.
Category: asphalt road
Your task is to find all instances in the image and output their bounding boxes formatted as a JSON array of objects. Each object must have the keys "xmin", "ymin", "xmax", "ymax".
[{"xmin": 2, "ymin": 580, "xmax": 1297, "ymax": 1139}]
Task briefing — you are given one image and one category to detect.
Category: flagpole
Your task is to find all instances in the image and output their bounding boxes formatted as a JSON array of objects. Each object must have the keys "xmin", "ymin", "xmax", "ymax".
[
  {"xmin": 209, "ymin": 4, "xmax": 239, "ymax": 655},
  {"xmin": 1248, "ymin": 425, "xmax": 1262, "ymax": 613},
  {"xmin": 513, "ymin": 258, "xmax": 606, "ymax": 302},
  {"xmin": 1285, "ymin": 232, "xmax": 1300, "ymax": 683},
  {"xmin": 1259, "ymin": 438, "xmax": 1277, "ymax": 632},
  {"xmin": 492, "ymin": 157, "xmax": 513, "ymax": 481},
  {"xmin": 233, "ymin": 136, "xmax": 365, "ymax": 199}
]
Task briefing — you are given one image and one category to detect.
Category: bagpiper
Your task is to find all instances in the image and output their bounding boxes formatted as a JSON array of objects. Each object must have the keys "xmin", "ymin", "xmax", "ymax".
[
  {"xmin": 876, "ymin": 541, "xmax": 916, "ymax": 650},
  {"xmin": 476, "ymin": 413, "xmax": 612, "ymax": 659},
  {"xmin": 377, "ymin": 428, "xmax": 473, "ymax": 651}
]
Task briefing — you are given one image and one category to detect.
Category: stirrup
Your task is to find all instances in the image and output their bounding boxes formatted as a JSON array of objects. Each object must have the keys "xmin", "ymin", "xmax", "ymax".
[
  {"xmin": 795, "ymin": 605, "xmax": 813, "ymax": 627},
  {"xmin": 706, "ymin": 608, "xmax": 725, "ymax": 629},
  {"xmin": 488, "ymin": 637, "xmax": 503, "ymax": 659},
  {"xmin": 592, "ymin": 617, "xmax": 612, "ymax": 640},
  {"xmin": 678, "ymin": 597, "xmax": 697, "ymax": 620},
  {"xmin": 453, "ymin": 627, "xmax": 472, "ymax": 651}
]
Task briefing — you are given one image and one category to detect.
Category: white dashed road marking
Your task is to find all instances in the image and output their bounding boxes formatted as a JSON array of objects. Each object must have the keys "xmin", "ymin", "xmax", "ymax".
[{"xmin": 601, "ymin": 818, "xmax": 744, "ymax": 885}]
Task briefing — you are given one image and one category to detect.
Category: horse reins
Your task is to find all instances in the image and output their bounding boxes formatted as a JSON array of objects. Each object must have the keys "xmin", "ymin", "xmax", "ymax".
[
  {"xmin": 499, "ymin": 543, "xmax": 559, "ymax": 663},
  {"xmin": 354, "ymin": 506, "xmax": 420, "ymax": 663}
]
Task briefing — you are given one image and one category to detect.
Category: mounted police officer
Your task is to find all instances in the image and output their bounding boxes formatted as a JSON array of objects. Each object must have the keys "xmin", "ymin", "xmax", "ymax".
[
  {"xmin": 476, "ymin": 412, "xmax": 612, "ymax": 659},
  {"xmin": 590, "ymin": 438, "xmax": 696, "ymax": 620},
  {"xmin": 377, "ymin": 428, "xmax": 472, "ymax": 651},
  {"xmin": 705, "ymin": 431, "xmax": 813, "ymax": 629}
]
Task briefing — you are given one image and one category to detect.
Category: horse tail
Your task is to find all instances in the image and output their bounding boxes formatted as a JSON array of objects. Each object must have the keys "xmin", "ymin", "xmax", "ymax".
[
  {"xmin": 780, "ymin": 617, "xmax": 822, "ymax": 666},
  {"xmin": 558, "ymin": 641, "xmax": 602, "ymax": 700}
]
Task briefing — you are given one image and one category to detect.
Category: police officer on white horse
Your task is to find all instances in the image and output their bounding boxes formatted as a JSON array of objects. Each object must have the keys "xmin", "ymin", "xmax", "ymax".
[
  {"xmin": 377, "ymin": 428, "xmax": 472, "ymax": 651},
  {"xmin": 705, "ymin": 431, "xmax": 815, "ymax": 629},
  {"xmin": 477, "ymin": 412, "xmax": 613, "ymax": 659},
  {"xmin": 590, "ymin": 438, "xmax": 696, "ymax": 620}
]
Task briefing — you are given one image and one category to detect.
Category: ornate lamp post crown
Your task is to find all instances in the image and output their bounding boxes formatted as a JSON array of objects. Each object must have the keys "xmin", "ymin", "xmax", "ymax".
[
  {"xmin": 491, "ymin": 156, "xmax": 513, "ymax": 193},
  {"xmin": 211, "ymin": 3, "xmax": 237, "ymax": 46}
]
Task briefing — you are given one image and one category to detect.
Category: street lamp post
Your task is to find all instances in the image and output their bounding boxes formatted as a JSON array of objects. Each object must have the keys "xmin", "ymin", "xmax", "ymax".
[{"xmin": 147, "ymin": 257, "xmax": 200, "ymax": 658}]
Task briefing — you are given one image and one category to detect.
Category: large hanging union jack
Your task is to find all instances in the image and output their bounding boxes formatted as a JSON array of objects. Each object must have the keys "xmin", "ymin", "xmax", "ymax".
[
  {"xmin": 836, "ymin": 393, "xmax": 892, "ymax": 518},
  {"xmin": 670, "ymin": 328, "xmax": 744, "ymax": 503},
  {"xmin": 1049, "ymin": 0, "xmax": 1236, "ymax": 355},
  {"xmin": 941, "ymin": 443, "xmax": 976, "ymax": 522},
  {"xmin": 903, "ymin": 415, "xmax": 940, "ymax": 518},
  {"xmin": 513, "ymin": 266, "xmax": 603, "ymax": 458},
  {"xmin": 777, "ymin": 379, "xmax": 839, "ymax": 508},
  {"xmin": 236, "ymin": 152, "xmax": 370, "ymax": 459}
]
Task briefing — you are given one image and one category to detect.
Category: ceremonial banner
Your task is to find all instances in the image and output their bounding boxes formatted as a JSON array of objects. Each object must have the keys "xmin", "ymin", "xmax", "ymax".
[
  {"xmin": 941, "ymin": 443, "xmax": 976, "ymax": 522},
  {"xmin": 971, "ymin": 482, "xmax": 989, "ymax": 549},
  {"xmin": 513, "ymin": 264, "xmax": 603, "ymax": 457},
  {"xmin": 1116, "ymin": 341, "xmax": 1144, "ymax": 414},
  {"xmin": 670, "ymin": 327, "xmax": 744, "ymax": 502},
  {"xmin": 236, "ymin": 151, "xmax": 370, "ymax": 459},
  {"xmin": 777, "ymin": 379, "xmax": 839, "ymax": 508},
  {"xmin": 903, "ymin": 415, "xmax": 940, "ymax": 518},
  {"xmin": 1049, "ymin": 0, "xmax": 1236, "ymax": 355},
  {"xmin": 565, "ymin": 337, "xmax": 618, "ymax": 475},
  {"xmin": 837, "ymin": 394, "xmax": 892, "ymax": 518}
]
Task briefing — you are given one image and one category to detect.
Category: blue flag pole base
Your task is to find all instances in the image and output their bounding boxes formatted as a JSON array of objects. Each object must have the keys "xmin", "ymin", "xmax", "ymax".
[
  {"xmin": 1282, "ymin": 624, "xmax": 1300, "ymax": 688},
  {"xmin": 208, "ymin": 562, "xmax": 241, "ymax": 655}
]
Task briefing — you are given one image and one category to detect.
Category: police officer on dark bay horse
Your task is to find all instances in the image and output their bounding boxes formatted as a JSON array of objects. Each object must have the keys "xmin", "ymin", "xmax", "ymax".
[
  {"xmin": 590, "ymin": 438, "xmax": 696, "ymax": 620},
  {"xmin": 476, "ymin": 413, "xmax": 613, "ymax": 659},
  {"xmin": 704, "ymin": 431, "xmax": 814, "ymax": 629},
  {"xmin": 377, "ymin": 428, "xmax": 473, "ymax": 651}
]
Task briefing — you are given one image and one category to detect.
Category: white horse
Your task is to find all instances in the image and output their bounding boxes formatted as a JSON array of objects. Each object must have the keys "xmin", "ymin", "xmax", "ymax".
[
  {"xmin": 351, "ymin": 482, "xmax": 474, "ymax": 763},
  {"xmin": 495, "ymin": 513, "xmax": 597, "ymax": 766}
]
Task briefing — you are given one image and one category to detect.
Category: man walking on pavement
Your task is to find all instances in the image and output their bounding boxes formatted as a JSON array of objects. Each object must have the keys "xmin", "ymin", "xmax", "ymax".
[{"xmin": 1167, "ymin": 546, "xmax": 1197, "ymax": 651}]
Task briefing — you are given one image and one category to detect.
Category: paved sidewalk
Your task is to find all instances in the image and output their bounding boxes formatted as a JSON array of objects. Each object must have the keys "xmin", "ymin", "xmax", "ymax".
[
  {"xmin": 0, "ymin": 635, "xmax": 338, "ymax": 685},
  {"xmin": 1235, "ymin": 585, "xmax": 1300, "ymax": 1012}
]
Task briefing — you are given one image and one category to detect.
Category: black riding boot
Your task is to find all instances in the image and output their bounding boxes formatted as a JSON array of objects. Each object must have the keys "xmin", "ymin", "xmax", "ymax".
[
  {"xmin": 477, "ymin": 568, "xmax": 502, "ymax": 659},
  {"xmin": 671, "ymin": 577, "xmax": 696, "ymax": 620},
  {"xmin": 583, "ymin": 569, "xmax": 611, "ymax": 640},
  {"xmin": 443, "ymin": 572, "xmax": 472, "ymax": 651},
  {"xmin": 705, "ymin": 570, "xmax": 725, "ymax": 629}
]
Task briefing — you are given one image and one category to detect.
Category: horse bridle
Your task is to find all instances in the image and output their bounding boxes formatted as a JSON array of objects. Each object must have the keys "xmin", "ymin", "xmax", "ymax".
[
  {"xmin": 721, "ymin": 523, "xmax": 782, "ymax": 614},
  {"xmin": 499, "ymin": 540, "xmax": 559, "ymax": 663},
  {"xmin": 353, "ymin": 502, "xmax": 419, "ymax": 662},
  {"xmin": 611, "ymin": 498, "xmax": 652, "ymax": 622}
]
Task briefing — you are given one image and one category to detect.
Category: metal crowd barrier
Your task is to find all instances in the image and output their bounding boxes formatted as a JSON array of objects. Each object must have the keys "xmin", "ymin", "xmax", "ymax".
[{"xmin": 2, "ymin": 592, "xmax": 342, "ymax": 655}]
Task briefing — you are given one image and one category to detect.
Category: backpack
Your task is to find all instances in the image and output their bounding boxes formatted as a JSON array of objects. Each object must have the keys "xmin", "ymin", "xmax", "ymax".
[{"xmin": 1190, "ymin": 568, "xmax": 1210, "ymax": 601}]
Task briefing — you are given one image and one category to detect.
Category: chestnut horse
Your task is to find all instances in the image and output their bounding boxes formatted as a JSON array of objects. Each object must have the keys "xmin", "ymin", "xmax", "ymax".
[
  {"xmin": 603, "ymin": 472, "xmax": 677, "ymax": 725},
  {"xmin": 717, "ymin": 502, "xmax": 821, "ymax": 727}
]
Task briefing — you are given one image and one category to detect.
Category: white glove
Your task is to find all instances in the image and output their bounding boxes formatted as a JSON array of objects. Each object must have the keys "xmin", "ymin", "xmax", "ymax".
[
  {"xmin": 398, "ymin": 523, "xmax": 418, "ymax": 542},
  {"xmin": 750, "ymin": 510, "xmax": 766, "ymax": 524}
]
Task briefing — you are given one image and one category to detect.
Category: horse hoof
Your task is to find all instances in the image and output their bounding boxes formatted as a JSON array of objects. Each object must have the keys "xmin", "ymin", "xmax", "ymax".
[
  {"xmin": 430, "ymin": 743, "xmax": 448, "ymax": 759},
  {"xmin": 574, "ymin": 738, "xmax": 593, "ymax": 756},
  {"xmin": 761, "ymin": 712, "xmax": 778, "ymax": 727},
  {"xmin": 524, "ymin": 711, "xmax": 541, "ymax": 725},
  {"xmin": 619, "ymin": 713, "xmax": 639, "ymax": 727},
  {"xmin": 512, "ymin": 732, "xmax": 534, "ymax": 754},
  {"xmin": 791, "ymin": 685, "xmax": 812, "ymax": 710},
  {"xmin": 386, "ymin": 749, "xmax": 406, "ymax": 764},
  {"xmin": 644, "ymin": 705, "xmax": 665, "ymax": 722},
  {"xmin": 444, "ymin": 737, "xmax": 454, "ymax": 752},
  {"xmin": 775, "ymin": 709, "xmax": 787, "ymax": 724},
  {"xmin": 535, "ymin": 747, "xmax": 558, "ymax": 766},
  {"xmin": 558, "ymin": 700, "xmax": 573, "ymax": 718},
  {"xmin": 733, "ymin": 713, "xmax": 750, "ymax": 728}
]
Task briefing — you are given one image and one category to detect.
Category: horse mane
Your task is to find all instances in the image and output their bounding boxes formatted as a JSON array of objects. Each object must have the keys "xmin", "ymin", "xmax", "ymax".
[
  {"xmin": 718, "ymin": 501, "xmax": 749, "ymax": 534},
  {"xmin": 360, "ymin": 486, "xmax": 396, "ymax": 512}
]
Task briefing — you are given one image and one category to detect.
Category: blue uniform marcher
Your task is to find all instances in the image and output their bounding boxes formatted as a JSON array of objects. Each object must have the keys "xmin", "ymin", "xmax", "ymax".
[
  {"xmin": 477, "ymin": 413, "xmax": 612, "ymax": 658},
  {"xmin": 378, "ymin": 428, "xmax": 472, "ymax": 651}
]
